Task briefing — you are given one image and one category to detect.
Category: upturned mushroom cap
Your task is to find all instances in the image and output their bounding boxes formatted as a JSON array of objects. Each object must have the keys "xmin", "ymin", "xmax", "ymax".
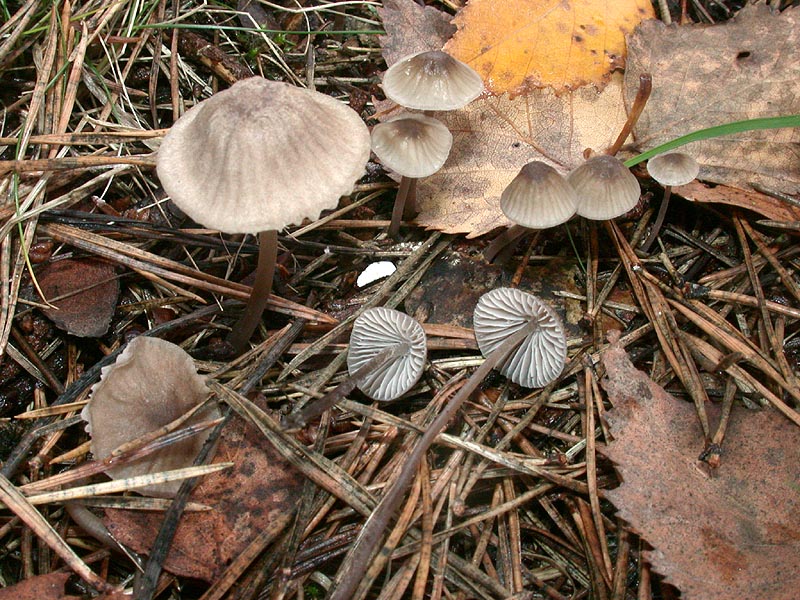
[
  {"xmin": 382, "ymin": 50, "xmax": 484, "ymax": 111},
  {"xmin": 371, "ymin": 113, "xmax": 453, "ymax": 178},
  {"xmin": 500, "ymin": 161, "xmax": 578, "ymax": 229},
  {"xmin": 473, "ymin": 288, "xmax": 567, "ymax": 388},
  {"xmin": 156, "ymin": 77, "xmax": 371, "ymax": 234},
  {"xmin": 646, "ymin": 152, "xmax": 700, "ymax": 187},
  {"xmin": 347, "ymin": 307, "xmax": 427, "ymax": 401},
  {"xmin": 81, "ymin": 337, "xmax": 218, "ymax": 497},
  {"xmin": 569, "ymin": 155, "xmax": 641, "ymax": 220}
]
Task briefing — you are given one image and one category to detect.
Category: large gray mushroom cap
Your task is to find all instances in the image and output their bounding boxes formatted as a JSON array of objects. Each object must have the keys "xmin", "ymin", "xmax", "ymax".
[
  {"xmin": 81, "ymin": 336, "xmax": 219, "ymax": 498},
  {"xmin": 156, "ymin": 77, "xmax": 371, "ymax": 234},
  {"xmin": 500, "ymin": 161, "xmax": 578, "ymax": 229},
  {"xmin": 347, "ymin": 307, "xmax": 427, "ymax": 401},
  {"xmin": 371, "ymin": 113, "xmax": 453, "ymax": 178},
  {"xmin": 569, "ymin": 155, "xmax": 641, "ymax": 220},
  {"xmin": 473, "ymin": 288, "xmax": 567, "ymax": 388},
  {"xmin": 382, "ymin": 50, "xmax": 484, "ymax": 111},
  {"xmin": 646, "ymin": 152, "xmax": 700, "ymax": 187}
]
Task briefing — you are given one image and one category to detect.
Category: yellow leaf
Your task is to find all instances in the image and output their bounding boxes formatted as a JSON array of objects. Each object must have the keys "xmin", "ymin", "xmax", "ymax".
[{"xmin": 445, "ymin": 0, "xmax": 655, "ymax": 96}]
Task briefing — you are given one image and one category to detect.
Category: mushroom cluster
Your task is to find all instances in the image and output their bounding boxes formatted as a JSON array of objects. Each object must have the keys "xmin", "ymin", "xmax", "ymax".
[{"xmin": 372, "ymin": 50, "xmax": 484, "ymax": 237}]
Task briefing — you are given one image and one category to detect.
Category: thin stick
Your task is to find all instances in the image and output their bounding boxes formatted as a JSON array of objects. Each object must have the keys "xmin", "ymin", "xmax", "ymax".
[{"xmin": 606, "ymin": 73, "xmax": 652, "ymax": 156}]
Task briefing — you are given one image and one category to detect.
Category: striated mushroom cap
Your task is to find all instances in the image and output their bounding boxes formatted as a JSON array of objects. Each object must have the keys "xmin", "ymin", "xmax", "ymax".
[
  {"xmin": 500, "ymin": 161, "xmax": 578, "ymax": 229},
  {"xmin": 382, "ymin": 50, "xmax": 484, "ymax": 111},
  {"xmin": 371, "ymin": 113, "xmax": 453, "ymax": 178},
  {"xmin": 646, "ymin": 152, "xmax": 700, "ymax": 187},
  {"xmin": 473, "ymin": 288, "xmax": 567, "ymax": 388},
  {"xmin": 81, "ymin": 336, "xmax": 219, "ymax": 497},
  {"xmin": 347, "ymin": 307, "xmax": 427, "ymax": 401},
  {"xmin": 569, "ymin": 155, "xmax": 641, "ymax": 220},
  {"xmin": 156, "ymin": 77, "xmax": 371, "ymax": 234}
]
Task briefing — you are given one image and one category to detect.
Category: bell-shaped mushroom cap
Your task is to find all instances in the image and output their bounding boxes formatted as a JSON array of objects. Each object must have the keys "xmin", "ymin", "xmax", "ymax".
[
  {"xmin": 473, "ymin": 288, "xmax": 567, "ymax": 388},
  {"xmin": 81, "ymin": 336, "xmax": 218, "ymax": 498},
  {"xmin": 500, "ymin": 161, "xmax": 578, "ymax": 229},
  {"xmin": 371, "ymin": 113, "xmax": 453, "ymax": 178},
  {"xmin": 646, "ymin": 152, "xmax": 700, "ymax": 187},
  {"xmin": 382, "ymin": 50, "xmax": 484, "ymax": 111},
  {"xmin": 347, "ymin": 307, "xmax": 427, "ymax": 401},
  {"xmin": 569, "ymin": 155, "xmax": 641, "ymax": 220},
  {"xmin": 156, "ymin": 77, "xmax": 371, "ymax": 234}
]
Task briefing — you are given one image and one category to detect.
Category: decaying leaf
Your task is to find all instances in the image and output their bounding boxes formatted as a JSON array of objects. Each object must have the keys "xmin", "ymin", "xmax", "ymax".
[
  {"xmin": 33, "ymin": 258, "xmax": 119, "ymax": 337},
  {"xmin": 601, "ymin": 334, "xmax": 800, "ymax": 600},
  {"xmin": 0, "ymin": 572, "xmax": 77, "ymax": 600},
  {"xmin": 674, "ymin": 181, "xmax": 800, "ymax": 221},
  {"xmin": 103, "ymin": 414, "xmax": 302, "ymax": 582},
  {"xmin": 625, "ymin": 4, "xmax": 800, "ymax": 196},
  {"xmin": 378, "ymin": 0, "xmax": 455, "ymax": 67},
  {"xmin": 413, "ymin": 75, "xmax": 628, "ymax": 237},
  {"xmin": 446, "ymin": 0, "xmax": 655, "ymax": 96}
]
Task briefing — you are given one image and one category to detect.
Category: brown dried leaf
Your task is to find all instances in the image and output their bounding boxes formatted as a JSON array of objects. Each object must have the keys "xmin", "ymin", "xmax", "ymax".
[
  {"xmin": 0, "ymin": 573, "xmax": 78, "ymax": 600},
  {"xmin": 415, "ymin": 75, "xmax": 628, "ymax": 237},
  {"xmin": 674, "ymin": 181, "xmax": 800, "ymax": 221},
  {"xmin": 625, "ymin": 4, "xmax": 800, "ymax": 196},
  {"xmin": 378, "ymin": 0, "xmax": 454, "ymax": 67},
  {"xmin": 104, "ymin": 414, "xmax": 302, "ymax": 581},
  {"xmin": 601, "ymin": 335, "xmax": 800, "ymax": 600},
  {"xmin": 34, "ymin": 258, "xmax": 119, "ymax": 338}
]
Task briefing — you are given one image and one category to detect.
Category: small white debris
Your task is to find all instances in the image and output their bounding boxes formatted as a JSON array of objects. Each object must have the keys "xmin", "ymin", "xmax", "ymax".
[{"xmin": 357, "ymin": 261, "xmax": 396, "ymax": 287}]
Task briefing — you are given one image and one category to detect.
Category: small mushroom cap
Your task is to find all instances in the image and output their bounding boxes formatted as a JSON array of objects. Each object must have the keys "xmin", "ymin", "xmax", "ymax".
[
  {"xmin": 646, "ymin": 152, "xmax": 700, "ymax": 187},
  {"xmin": 382, "ymin": 50, "xmax": 484, "ymax": 111},
  {"xmin": 473, "ymin": 288, "xmax": 567, "ymax": 388},
  {"xmin": 156, "ymin": 77, "xmax": 370, "ymax": 234},
  {"xmin": 500, "ymin": 161, "xmax": 578, "ymax": 229},
  {"xmin": 81, "ymin": 337, "xmax": 219, "ymax": 497},
  {"xmin": 371, "ymin": 113, "xmax": 453, "ymax": 178},
  {"xmin": 569, "ymin": 155, "xmax": 641, "ymax": 220},
  {"xmin": 347, "ymin": 307, "xmax": 427, "ymax": 401}
]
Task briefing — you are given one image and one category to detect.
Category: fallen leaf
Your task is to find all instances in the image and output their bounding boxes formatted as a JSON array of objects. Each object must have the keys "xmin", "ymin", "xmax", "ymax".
[
  {"xmin": 378, "ymin": 0, "xmax": 454, "ymax": 67},
  {"xmin": 625, "ymin": 4, "xmax": 800, "ymax": 196},
  {"xmin": 600, "ymin": 333, "xmax": 800, "ymax": 600},
  {"xmin": 104, "ymin": 413, "xmax": 302, "ymax": 581},
  {"xmin": 446, "ymin": 0, "xmax": 654, "ymax": 96},
  {"xmin": 413, "ymin": 74, "xmax": 628, "ymax": 237},
  {"xmin": 674, "ymin": 180, "xmax": 800, "ymax": 222},
  {"xmin": 0, "ymin": 572, "xmax": 78, "ymax": 600},
  {"xmin": 33, "ymin": 258, "xmax": 119, "ymax": 337}
]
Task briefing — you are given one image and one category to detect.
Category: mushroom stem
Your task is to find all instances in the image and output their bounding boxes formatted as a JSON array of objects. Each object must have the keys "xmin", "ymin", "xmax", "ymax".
[
  {"xmin": 640, "ymin": 186, "xmax": 672, "ymax": 253},
  {"xmin": 606, "ymin": 73, "xmax": 652, "ymax": 156},
  {"xmin": 483, "ymin": 224, "xmax": 529, "ymax": 263},
  {"xmin": 283, "ymin": 342, "xmax": 410, "ymax": 430},
  {"xmin": 388, "ymin": 176, "xmax": 416, "ymax": 238},
  {"xmin": 328, "ymin": 319, "xmax": 537, "ymax": 600},
  {"xmin": 227, "ymin": 229, "xmax": 278, "ymax": 354}
]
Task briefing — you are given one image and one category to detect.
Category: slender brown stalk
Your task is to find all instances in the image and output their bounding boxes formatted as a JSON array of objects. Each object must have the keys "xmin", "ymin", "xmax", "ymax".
[
  {"xmin": 227, "ymin": 230, "xmax": 278, "ymax": 354},
  {"xmin": 389, "ymin": 176, "xmax": 416, "ymax": 238},
  {"xmin": 483, "ymin": 224, "xmax": 529, "ymax": 263},
  {"xmin": 606, "ymin": 73, "xmax": 652, "ymax": 156}
]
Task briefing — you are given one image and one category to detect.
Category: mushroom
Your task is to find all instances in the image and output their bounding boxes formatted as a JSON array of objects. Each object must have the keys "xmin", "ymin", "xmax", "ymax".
[
  {"xmin": 156, "ymin": 76, "xmax": 371, "ymax": 353},
  {"xmin": 283, "ymin": 307, "xmax": 426, "ymax": 428},
  {"xmin": 641, "ymin": 152, "xmax": 700, "ymax": 252},
  {"xmin": 370, "ymin": 113, "xmax": 453, "ymax": 238},
  {"xmin": 80, "ymin": 336, "xmax": 219, "ymax": 497},
  {"xmin": 484, "ymin": 161, "xmax": 578, "ymax": 262},
  {"xmin": 326, "ymin": 288, "xmax": 565, "ymax": 600},
  {"xmin": 568, "ymin": 154, "xmax": 641, "ymax": 221},
  {"xmin": 382, "ymin": 50, "xmax": 484, "ymax": 111},
  {"xmin": 473, "ymin": 287, "xmax": 567, "ymax": 388}
]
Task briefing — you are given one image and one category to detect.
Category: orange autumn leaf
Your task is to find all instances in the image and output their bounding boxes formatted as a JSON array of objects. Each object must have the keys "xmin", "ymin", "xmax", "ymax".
[{"xmin": 445, "ymin": 0, "xmax": 655, "ymax": 96}]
